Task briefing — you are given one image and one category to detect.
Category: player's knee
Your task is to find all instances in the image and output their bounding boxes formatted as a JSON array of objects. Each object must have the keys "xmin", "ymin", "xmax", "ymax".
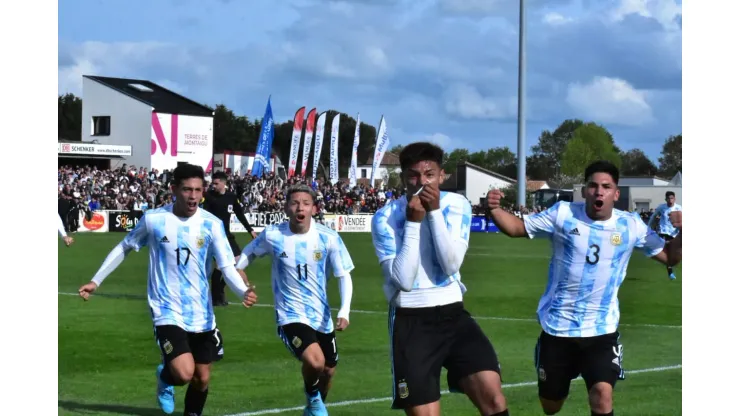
[
  {"xmin": 539, "ymin": 398, "xmax": 564, "ymax": 415},
  {"xmin": 191, "ymin": 372, "xmax": 210, "ymax": 390},
  {"xmin": 323, "ymin": 366, "xmax": 336, "ymax": 379},
  {"xmin": 302, "ymin": 345, "xmax": 326, "ymax": 373},
  {"xmin": 171, "ymin": 366, "xmax": 194, "ymax": 385},
  {"xmin": 588, "ymin": 383, "xmax": 613, "ymax": 413}
]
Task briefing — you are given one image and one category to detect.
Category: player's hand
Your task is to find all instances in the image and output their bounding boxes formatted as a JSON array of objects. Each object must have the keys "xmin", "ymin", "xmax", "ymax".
[
  {"xmin": 406, "ymin": 195, "xmax": 426, "ymax": 222},
  {"xmin": 250, "ymin": 231, "xmax": 257, "ymax": 239},
  {"xmin": 669, "ymin": 211, "xmax": 682, "ymax": 229},
  {"xmin": 78, "ymin": 282, "xmax": 98, "ymax": 301},
  {"xmin": 487, "ymin": 189, "xmax": 504, "ymax": 212},
  {"xmin": 242, "ymin": 284, "xmax": 258, "ymax": 308},
  {"xmin": 419, "ymin": 182, "xmax": 440, "ymax": 212},
  {"xmin": 63, "ymin": 236, "xmax": 74, "ymax": 247},
  {"xmin": 336, "ymin": 317, "xmax": 349, "ymax": 331}
]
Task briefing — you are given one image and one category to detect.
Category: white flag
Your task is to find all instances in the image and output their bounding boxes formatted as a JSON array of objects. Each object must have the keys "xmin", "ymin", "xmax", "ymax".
[
  {"xmin": 329, "ymin": 113, "xmax": 340, "ymax": 185},
  {"xmin": 369, "ymin": 115, "xmax": 389, "ymax": 189},
  {"xmin": 312, "ymin": 112, "xmax": 327, "ymax": 180},
  {"xmin": 349, "ymin": 113, "xmax": 360, "ymax": 187}
]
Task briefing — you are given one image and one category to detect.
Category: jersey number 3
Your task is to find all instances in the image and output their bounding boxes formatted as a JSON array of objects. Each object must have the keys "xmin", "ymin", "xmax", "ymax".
[
  {"xmin": 586, "ymin": 244, "xmax": 600, "ymax": 265},
  {"xmin": 296, "ymin": 264, "xmax": 308, "ymax": 281}
]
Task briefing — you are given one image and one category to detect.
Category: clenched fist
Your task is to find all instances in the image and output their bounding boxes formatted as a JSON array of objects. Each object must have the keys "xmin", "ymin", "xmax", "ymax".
[
  {"xmin": 669, "ymin": 211, "xmax": 682, "ymax": 229},
  {"xmin": 487, "ymin": 189, "xmax": 504, "ymax": 212}
]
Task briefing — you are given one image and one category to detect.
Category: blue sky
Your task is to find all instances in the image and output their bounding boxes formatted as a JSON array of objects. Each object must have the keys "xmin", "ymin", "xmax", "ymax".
[{"xmin": 58, "ymin": 0, "xmax": 682, "ymax": 163}]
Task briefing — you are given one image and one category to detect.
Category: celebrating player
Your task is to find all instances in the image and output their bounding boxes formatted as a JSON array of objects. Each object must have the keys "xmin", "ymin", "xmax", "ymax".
[
  {"xmin": 77, "ymin": 163, "xmax": 258, "ymax": 416},
  {"xmin": 236, "ymin": 184, "xmax": 354, "ymax": 416},
  {"xmin": 201, "ymin": 170, "xmax": 256, "ymax": 306},
  {"xmin": 648, "ymin": 191, "xmax": 682, "ymax": 280},
  {"xmin": 487, "ymin": 160, "xmax": 682, "ymax": 416},
  {"xmin": 371, "ymin": 142, "xmax": 510, "ymax": 416}
]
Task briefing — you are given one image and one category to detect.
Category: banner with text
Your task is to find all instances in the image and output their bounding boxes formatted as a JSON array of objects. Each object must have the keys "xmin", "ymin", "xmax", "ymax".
[
  {"xmin": 322, "ymin": 214, "xmax": 372, "ymax": 233},
  {"xmin": 76, "ymin": 211, "xmax": 109, "ymax": 233},
  {"xmin": 108, "ymin": 210, "xmax": 145, "ymax": 232},
  {"xmin": 229, "ymin": 211, "xmax": 289, "ymax": 232}
]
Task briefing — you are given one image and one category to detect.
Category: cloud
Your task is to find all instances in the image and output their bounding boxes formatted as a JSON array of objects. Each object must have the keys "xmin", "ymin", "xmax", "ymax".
[
  {"xmin": 566, "ymin": 76, "xmax": 654, "ymax": 127},
  {"xmin": 444, "ymin": 84, "xmax": 516, "ymax": 121}
]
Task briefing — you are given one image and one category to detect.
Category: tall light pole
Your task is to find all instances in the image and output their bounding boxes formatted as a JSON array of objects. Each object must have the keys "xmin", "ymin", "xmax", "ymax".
[{"xmin": 516, "ymin": 0, "xmax": 527, "ymax": 208}]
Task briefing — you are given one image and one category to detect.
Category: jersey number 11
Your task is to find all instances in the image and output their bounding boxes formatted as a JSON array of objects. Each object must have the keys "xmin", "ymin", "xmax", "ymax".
[{"xmin": 296, "ymin": 264, "xmax": 308, "ymax": 281}]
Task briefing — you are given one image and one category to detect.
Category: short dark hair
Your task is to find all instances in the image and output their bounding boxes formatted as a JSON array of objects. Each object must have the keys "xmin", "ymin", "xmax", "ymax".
[
  {"xmin": 211, "ymin": 171, "xmax": 228, "ymax": 182},
  {"xmin": 584, "ymin": 160, "xmax": 620, "ymax": 184},
  {"xmin": 286, "ymin": 184, "xmax": 317, "ymax": 204},
  {"xmin": 173, "ymin": 163, "xmax": 205, "ymax": 186},
  {"xmin": 666, "ymin": 191, "xmax": 675, "ymax": 198},
  {"xmin": 399, "ymin": 142, "xmax": 445, "ymax": 171}
]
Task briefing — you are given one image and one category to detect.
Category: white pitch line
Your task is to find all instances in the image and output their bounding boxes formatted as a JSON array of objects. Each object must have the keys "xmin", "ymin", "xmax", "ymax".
[
  {"xmin": 226, "ymin": 364, "xmax": 682, "ymax": 416},
  {"xmin": 57, "ymin": 292, "xmax": 682, "ymax": 329}
]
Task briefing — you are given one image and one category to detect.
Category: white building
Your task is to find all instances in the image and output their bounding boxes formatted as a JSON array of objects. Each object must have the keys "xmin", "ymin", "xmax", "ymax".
[
  {"xmin": 441, "ymin": 162, "xmax": 516, "ymax": 205},
  {"xmin": 80, "ymin": 75, "xmax": 215, "ymax": 172},
  {"xmin": 573, "ymin": 173, "xmax": 682, "ymax": 212},
  {"xmin": 354, "ymin": 152, "xmax": 401, "ymax": 188}
]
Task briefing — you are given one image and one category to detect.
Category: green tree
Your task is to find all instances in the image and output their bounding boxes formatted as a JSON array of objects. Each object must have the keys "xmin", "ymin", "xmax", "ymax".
[
  {"xmin": 58, "ymin": 93, "xmax": 82, "ymax": 140},
  {"xmin": 621, "ymin": 149, "xmax": 658, "ymax": 176},
  {"xmin": 442, "ymin": 148, "xmax": 470, "ymax": 173},
  {"xmin": 658, "ymin": 134, "xmax": 682, "ymax": 177},
  {"xmin": 561, "ymin": 123, "xmax": 622, "ymax": 177}
]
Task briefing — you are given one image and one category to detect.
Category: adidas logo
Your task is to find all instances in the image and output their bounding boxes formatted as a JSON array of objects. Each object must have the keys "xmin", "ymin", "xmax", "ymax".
[
  {"xmin": 160, "ymin": 236, "xmax": 170, "ymax": 243},
  {"xmin": 279, "ymin": 252, "xmax": 288, "ymax": 258},
  {"xmin": 569, "ymin": 228, "xmax": 580, "ymax": 236}
]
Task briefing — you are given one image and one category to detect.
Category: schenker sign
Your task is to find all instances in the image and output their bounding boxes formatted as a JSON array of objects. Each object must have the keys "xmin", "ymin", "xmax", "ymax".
[{"xmin": 58, "ymin": 142, "xmax": 133, "ymax": 156}]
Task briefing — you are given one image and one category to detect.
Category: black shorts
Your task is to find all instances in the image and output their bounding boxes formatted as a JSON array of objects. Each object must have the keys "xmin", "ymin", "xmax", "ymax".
[
  {"xmin": 154, "ymin": 325, "xmax": 224, "ymax": 366},
  {"xmin": 534, "ymin": 330, "xmax": 624, "ymax": 401},
  {"xmin": 388, "ymin": 302, "xmax": 501, "ymax": 409},
  {"xmin": 277, "ymin": 323, "xmax": 338, "ymax": 367},
  {"xmin": 226, "ymin": 233, "xmax": 241, "ymax": 257},
  {"xmin": 659, "ymin": 233, "xmax": 675, "ymax": 242}
]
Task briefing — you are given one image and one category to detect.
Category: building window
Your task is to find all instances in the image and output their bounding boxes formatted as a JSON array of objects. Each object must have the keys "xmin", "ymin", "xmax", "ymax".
[
  {"xmin": 361, "ymin": 168, "xmax": 367, "ymax": 178},
  {"xmin": 92, "ymin": 116, "xmax": 111, "ymax": 136}
]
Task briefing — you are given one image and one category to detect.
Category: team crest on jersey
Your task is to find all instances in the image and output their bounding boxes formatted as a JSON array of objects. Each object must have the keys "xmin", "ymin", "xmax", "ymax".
[
  {"xmin": 313, "ymin": 251, "xmax": 323, "ymax": 261},
  {"xmin": 163, "ymin": 340, "xmax": 173, "ymax": 355},
  {"xmin": 610, "ymin": 233, "xmax": 622, "ymax": 246},
  {"xmin": 196, "ymin": 236, "xmax": 205, "ymax": 248},
  {"xmin": 538, "ymin": 367, "xmax": 546, "ymax": 381},
  {"xmin": 397, "ymin": 379, "xmax": 409, "ymax": 399},
  {"xmin": 292, "ymin": 336, "xmax": 302, "ymax": 348}
]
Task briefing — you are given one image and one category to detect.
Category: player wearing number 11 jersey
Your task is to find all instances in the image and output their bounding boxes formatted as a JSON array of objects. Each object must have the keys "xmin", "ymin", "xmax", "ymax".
[
  {"xmin": 237, "ymin": 184, "xmax": 355, "ymax": 416},
  {"xmin": 487, "ymin": 160, "xmax": 683, "ymax": 416}
]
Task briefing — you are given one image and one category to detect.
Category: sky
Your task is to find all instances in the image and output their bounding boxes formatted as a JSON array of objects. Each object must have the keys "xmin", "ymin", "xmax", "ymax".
[{"xmin": 58, "ymin": 0, "xmax": 682, "ymax": 163}]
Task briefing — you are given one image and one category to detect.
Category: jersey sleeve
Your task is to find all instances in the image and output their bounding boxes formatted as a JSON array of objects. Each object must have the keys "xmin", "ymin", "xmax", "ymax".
[
  {"xmin": 210, "ymin": 220, "xmax": 237, "ymax": 269},
  {"xmin": 329, "ymin": 234, "xmax": 355, "ymax": 278},
  {"xmin": 242, "ymin": 229, "xmax": 272, "ymax": 259},
  {"xmin": 444, "ymin": 196, "xmax": 473, "ymax": 245},
  {"xmin": 523, "ymin": 201, "xmax": 561, "ymax": 238},
  {"xmin": 633, "ymin": 215, "xmax": 665, "ymax": 257},
  {"xmin": 121, "ymin": 213, "xmax": 149, "ymax": 251},
  {"xmin": 371, "ymin": 209, "xmax": 398, "ymax": 263}
]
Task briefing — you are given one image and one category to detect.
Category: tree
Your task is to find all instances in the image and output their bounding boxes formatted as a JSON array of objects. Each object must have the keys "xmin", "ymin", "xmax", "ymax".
[
  {"xmin": 58, "ymin": 93, "xmax": 82, "ymax": 141},
  {"xmin": 389, "ymin": 144, "xmax": 404, "ymax": 155},
  {"xmin": 560, "ymin": 123, "xmax": 622, "ymax": 177},
  {"xmin": 658, "ymin": 134, "xmax": 681, "ymax": 177},
  {"xmin": 530, "ymin": 119, "xmax": 584, "ymax": 178},
  {"xmin": 621, "ymin": 149, "xmax": 658, "ymax": 176},
  {"xmin": 442, "ymin": 148, "xmax": 470, "ymax": 173}
]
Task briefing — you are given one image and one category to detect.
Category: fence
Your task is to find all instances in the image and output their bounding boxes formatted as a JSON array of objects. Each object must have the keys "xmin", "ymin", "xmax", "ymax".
[{"xmin": 75, "ymin": 210, "xmax": 500, "ymax": 233}]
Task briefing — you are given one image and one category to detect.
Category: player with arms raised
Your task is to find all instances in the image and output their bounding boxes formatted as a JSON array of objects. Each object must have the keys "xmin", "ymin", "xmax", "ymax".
[
  {"xmin": 236, "ymin": 184, "xmax": 354, "ymax": 416},
  {"xmin": 371, "ymin": 142, "xmax": 510, "ymax": 416},
  {"xmin": 648, "ymin": 191, "xmax": 682, "ymax": 280},
  {"xmin": 77, "ymin": 163, "xmax": 258, "ymax": 416},
  {"xmin": 487, "ymin": 160, "xmax": 682, "ymax": 416}
]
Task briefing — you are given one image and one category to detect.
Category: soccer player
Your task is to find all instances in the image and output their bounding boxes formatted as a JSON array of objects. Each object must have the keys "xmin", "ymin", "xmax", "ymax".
[
  {"xmin": 648, "ymin": 191, "xmax": 682, "ymax": 280},
  {"xmin": 486, "ymin": 160, "xmax": 683, "ymax": 416},
  {"xmin": 235, "ymin": 184, "xmax": 355, "ymax": 416},
  {"xmin": 201, "ymin": 170, "xmax": 257, "ymax": 306},
  {"xmin": 371, "ymin": 142, "xmax": 509, "ymax": 416},
  {"xmin": 58, "ymin": 213, "xmax": 74, "ymax": 247},
  {"xmin": 77, "ymin": 163, "xmax": 258, "ymax": 416}
]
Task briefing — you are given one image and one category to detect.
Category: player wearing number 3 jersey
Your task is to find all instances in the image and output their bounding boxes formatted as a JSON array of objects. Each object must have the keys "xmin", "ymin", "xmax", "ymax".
[
  {"xmin": 236, "ymin": 184, "xmax": 355, "ymax": 416},
  {"xmin": 488, "ymin": 160, "xmax": 683, "ymax": 416}
]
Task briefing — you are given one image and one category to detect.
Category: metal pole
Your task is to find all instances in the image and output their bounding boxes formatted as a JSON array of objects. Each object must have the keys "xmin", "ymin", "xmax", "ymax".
[{"xmin": 516, "ymin": 0, "xmax": 527, "ymax": 208}]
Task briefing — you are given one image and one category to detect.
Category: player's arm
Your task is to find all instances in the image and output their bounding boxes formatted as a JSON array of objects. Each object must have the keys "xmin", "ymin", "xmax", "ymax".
[
  {"xmin": 490, "ymin": 208, "xmax": 529, "ymax": 237},
  {"xmin": 57, "ymin": 213, "xmax": 67, "ymax": 238},
  {"xmin": 235, "ymin": 229, "xmax": 272, "ymax": 269},
  {"xmin": 211, "ymin": 222, "xmax": 252, "ymax": 299},
  {"xmin": 647, "ymin": 207, "xmax": 660, "ymax": 229},
  {"xmin": 371, "ymin": 211, "xmax": 421, "ymax": 292},
  {"xmin": 329, "ymin": 235, "xmax": 355, "ymax": 323},
  {"xmin": 426, "ymin": 198, "xmax": 472, "ymax": 276},
  {"xmin": 232, "ymin": 196, "xmax": 255, "ymax": 234},
  {"xmin": 83, "ymin": 213, "xmax": 149, "ymax": 295},
  {"xmin": 636, "ymin": 214, "xmax": 681, "ymax": 267}
]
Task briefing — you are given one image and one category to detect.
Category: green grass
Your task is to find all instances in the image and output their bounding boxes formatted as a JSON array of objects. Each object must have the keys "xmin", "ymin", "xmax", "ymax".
[{"xmin": 58, "ymin": 232, "xmax": 682, "ymax": 415}]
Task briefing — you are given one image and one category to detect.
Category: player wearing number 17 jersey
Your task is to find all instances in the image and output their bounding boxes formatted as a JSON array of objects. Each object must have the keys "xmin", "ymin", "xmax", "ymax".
[
  {"xmin": 488, "ymin": 160, "xmax": 683, "ymax": 416},
  {"xmin": 77, "ymin": 163, "xmax": 258, "ymax": 416},
  {"xmin": 236, "ymin": 184, "xmax": 355, "ymax": 416}
]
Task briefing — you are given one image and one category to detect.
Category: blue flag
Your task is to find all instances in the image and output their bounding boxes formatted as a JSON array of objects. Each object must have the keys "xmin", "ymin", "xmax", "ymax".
[{"xmin": 252, "ymin": 96, "xmax": 274, "ymax": 177}]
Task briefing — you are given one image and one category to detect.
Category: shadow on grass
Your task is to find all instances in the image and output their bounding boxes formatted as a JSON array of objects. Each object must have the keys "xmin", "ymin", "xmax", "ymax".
[{"xmin": 58, "ymin": 400, "xmax": 162, "ymax": 416}]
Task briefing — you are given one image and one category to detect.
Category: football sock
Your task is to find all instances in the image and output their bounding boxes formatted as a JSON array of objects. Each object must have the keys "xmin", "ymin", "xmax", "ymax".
[
  {"xmin": 304, "ymin": 378, "xmax": 320, "ymax": 398},
  {"xmin": 667, "ymin": 266, "xmax": 673, "ymax": 275},
  {"xmin": 591, "ymin": 411, "xmax": 613, "ymax": 416},
  {"xmin": 159, "ymin": 366, "xmax": 178, "ymax": 386},
  {"xmin": 184, "ymin": 385, "xmax": 209, "ymax": 416},
  {"xmin": 490, "ymin": 410, "xmax": 509, "ymax": 416}
]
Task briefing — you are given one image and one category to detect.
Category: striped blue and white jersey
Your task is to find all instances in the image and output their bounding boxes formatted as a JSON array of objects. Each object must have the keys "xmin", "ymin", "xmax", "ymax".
[
  {"xmin": 241, "ymin": 219, "xmax": 355, "ymax": 333},
  {"xmin": 371, "ymin": 192, "xmax": 472, "ymax": 307},
  {"xmin": 523, "ymin": 201, "xmax": 665, "ymax": 338},
  {"xmin": 122, "ymin": 204, "xmax": 235, "ymax": 333},
  {"xmin": 649, "ymin": 203, "xmax": 682, "ymax": 237}
]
